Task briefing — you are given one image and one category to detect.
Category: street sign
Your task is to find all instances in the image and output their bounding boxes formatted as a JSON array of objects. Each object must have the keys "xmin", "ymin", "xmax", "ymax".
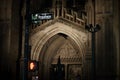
[
  {"xmin": 31, "ymin": 13, "xmax": 53, "ymax": 23},
  {"xmin": 31, "ymin": 13, "xmax": 53, "ymax": 24}
]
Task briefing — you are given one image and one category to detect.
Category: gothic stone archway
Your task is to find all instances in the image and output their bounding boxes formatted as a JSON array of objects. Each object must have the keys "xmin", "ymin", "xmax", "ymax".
[{"xmin": 30, "ymin": 18, "xmax": 87, "ymax": 80}]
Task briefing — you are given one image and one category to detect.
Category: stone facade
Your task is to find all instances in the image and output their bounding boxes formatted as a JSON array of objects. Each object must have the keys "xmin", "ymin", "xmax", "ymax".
[{"xmin": 0, "ymin": 0, "xmax": 120, "ymax": 80}]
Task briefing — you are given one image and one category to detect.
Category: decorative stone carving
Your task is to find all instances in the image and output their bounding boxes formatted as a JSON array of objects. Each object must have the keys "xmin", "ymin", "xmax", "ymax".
[{"xmin": 52, "ymin": 40, "xmax": 82, "ymax": 64}]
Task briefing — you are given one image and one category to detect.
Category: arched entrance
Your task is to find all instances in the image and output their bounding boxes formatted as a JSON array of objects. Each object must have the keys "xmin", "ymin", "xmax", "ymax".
[
  {"xmin": 30, "ymin": 21, "xmax": 87, "ymax": 80},
  {"xmin": 50, "ymin": 36, "xmax": 83, "ymax": 80}
]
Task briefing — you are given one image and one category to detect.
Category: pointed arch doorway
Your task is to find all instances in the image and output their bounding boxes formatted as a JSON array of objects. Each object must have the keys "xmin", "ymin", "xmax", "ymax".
[
  {"xmin": 41, "ymin": 33, "xmax": 83, "ymax": 80},
  {"xmin": 30, "ymin": 21, "xmax": 87, "ymax": 80},
  {"xmin": 50, "ymin": 34, "xmax": 83, "ymax": 80}
]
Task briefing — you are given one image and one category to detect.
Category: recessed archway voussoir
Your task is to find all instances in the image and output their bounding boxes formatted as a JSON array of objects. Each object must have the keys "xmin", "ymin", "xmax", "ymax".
[{"xmin": 31, "ymin": 22, "xmax": 87, "ymax": 61}]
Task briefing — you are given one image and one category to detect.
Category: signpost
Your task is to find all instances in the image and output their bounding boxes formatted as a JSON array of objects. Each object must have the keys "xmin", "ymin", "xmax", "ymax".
[
  {"xmin": 23, "ymin": 0, "xmax": 30, "ymax": 80},
  {"xmin": 23, "ymin": 1, "xmax": 53, "ymax": 80}
]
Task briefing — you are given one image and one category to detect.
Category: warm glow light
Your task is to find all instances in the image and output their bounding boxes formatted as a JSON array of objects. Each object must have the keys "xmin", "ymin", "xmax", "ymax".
[
  {"xmin": 30, "ymin": 62, "xmax": 35, "ymax": 70},
  {"xmin": 28, "ymin": 60, "xmax": 38, "ymax": 71}
]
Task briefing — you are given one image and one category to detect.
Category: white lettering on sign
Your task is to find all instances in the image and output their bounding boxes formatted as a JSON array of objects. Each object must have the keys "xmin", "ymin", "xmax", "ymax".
[{"xmin": 38, "ymin": 15, "xmax": 52, "ymax": 20}]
